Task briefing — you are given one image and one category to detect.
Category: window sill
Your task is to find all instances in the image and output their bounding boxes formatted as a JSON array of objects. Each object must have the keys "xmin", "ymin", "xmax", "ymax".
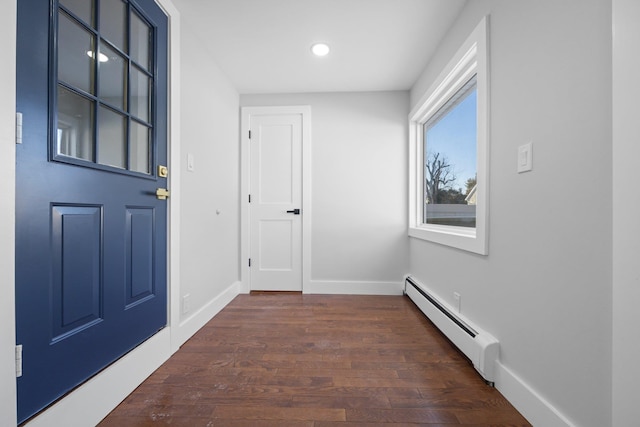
[{"xmin": 409, "ymin": 225, "xmax": 487, "ymax": 255}]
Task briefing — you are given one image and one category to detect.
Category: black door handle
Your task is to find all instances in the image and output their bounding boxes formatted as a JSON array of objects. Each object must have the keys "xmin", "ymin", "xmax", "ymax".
[{"xmin": 286, "ymin": 209, "xmax": 301, "ymax": 215}]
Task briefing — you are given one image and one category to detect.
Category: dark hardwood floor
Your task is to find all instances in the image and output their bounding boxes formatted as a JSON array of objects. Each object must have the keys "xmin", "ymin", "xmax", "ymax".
[{"xmin": 99, "ymin": 293, "xmax": 531, "ymax": 426}]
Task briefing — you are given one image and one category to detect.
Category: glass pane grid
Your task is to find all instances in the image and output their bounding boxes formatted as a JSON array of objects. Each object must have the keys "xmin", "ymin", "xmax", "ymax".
[
  {"xmin": 58, "ymin": 11, "xmax": 96, "ymax": 95},
  {"xmin": 130, "ymin": 121, "xmax": 152, "ymax": 174},
  {"xmin": 97, "ymin": 105, "xmax": 127, "ymax": 169},
  {"xmin": 55, "ymin": 0, "xmax": 155, "ymax": 176},
  {"xmin": 99, "ymin": 0, "xmax": 127, "ymax": 53},
  {"xmin": 130, "ymin": 65, "xmax": 151, "ymax": 123},
  {"xmin": 57, "ymin": 85, "xmax": 95, "ymax": 162},
  {"xmin": 59, "ymin": 0, "xmax": 95, "ymax": 29},
  {"xmin": 130, "ymin": 9, "xmax": 152, "ymax": 71},
  {"xmin": 98, "ymin": 42, "xmax": 127, "ymax": 112}
]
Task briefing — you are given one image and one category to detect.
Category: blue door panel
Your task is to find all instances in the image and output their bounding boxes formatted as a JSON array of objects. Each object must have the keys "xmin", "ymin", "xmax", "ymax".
[
  {"xmin": 52, "ymin": 205, "xmax": 103, "ymax": 340},
  {"xmin": 16, "ymin": 0, "xmax": 168, "ymax": 422},
  {"xmin": 126, "ymin": 207, "xmax": 155, "ymax": 306}
]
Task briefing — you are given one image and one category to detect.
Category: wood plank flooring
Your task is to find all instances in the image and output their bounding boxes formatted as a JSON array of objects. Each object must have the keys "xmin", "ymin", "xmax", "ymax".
[{"xmin": 99, "ymin": 293, "xmax": 531, "ymax": 426}]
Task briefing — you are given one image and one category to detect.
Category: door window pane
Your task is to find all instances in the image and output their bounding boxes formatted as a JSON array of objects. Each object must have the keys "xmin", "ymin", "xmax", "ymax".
[
  {"xmin": 57, "ymin": 86, "xmax": 95, "ymax": 161},
  {"xmin": 99, "ymin": 42, "xmax": 127, "ymax": 110},
  {"xmin": 424, "ymin": 76, "xmax": 477, "ymax": 228},
  {"xmin": 130, "ymin": 122, "xmax": 150, "ymax": 174},
  {"xmin": 60, "ymin": 0, "xmax": 95, "ymax": 27},
  {"xmin": 58, "ymin": 12, "xmax": 95, "ymax": 94},
  {"xmin": 99, "ymin": 0, "xmax": 127, "ymax": 52},
  {"xmin": 131, "ymin": 12, "xmax": 151, "ymax": 70},
  {"xmin": 98, "ymin": 106, "xmax": 127, "ymax": 169},
  {"xmin": 130, "ymin": 68, "xmax": 150, "ymax": 122},
  {"xmin": 55, "ymin": 0, "xmax": 156, "ymax": 176}
]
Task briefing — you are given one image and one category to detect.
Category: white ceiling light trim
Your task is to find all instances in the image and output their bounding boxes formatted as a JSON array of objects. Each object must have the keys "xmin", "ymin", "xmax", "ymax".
[{"xmin": 311, "ymin": 43, "xmax": 330, "ymax": 57}]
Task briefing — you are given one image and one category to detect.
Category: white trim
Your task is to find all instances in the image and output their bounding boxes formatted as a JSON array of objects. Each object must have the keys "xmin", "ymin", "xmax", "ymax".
[
  {"xmin": 408, "ymin": 16, "xmax": 490, "ymax": 255},
  {"xmin": 0, "ymin": 0, "xmax": 17, "ymax": 424},
  {"xmin": 25, "ymin": 329, "xmax": 172, "ymax": 427},
  {"xmin": 302, "ymin": 110, "xmax": 313, "ymax": 293},
  {"xmin": 306, "ymin": 281, "xmax": 404, "ymax": 295},
  {"xmin": 495, "ymin": 361, "xmax": 576, "ymax": 427},
  {"xmin": 162, "ymin": 0, "xmax": 183, "ymax": 354},
  {"xmin": 240, "ymin": 108, "xmax": 250, "ymax": 294},
  {"xmin": 176, "ymin": 281, "xmax": 240, "ymax": 346},
  {"xmin": 240, "ymin": 106, "xmax": 312, "ymax": 293},
  {"xmin": 613, "ymin": 1, "xmax": 640, "ymax": 425}
]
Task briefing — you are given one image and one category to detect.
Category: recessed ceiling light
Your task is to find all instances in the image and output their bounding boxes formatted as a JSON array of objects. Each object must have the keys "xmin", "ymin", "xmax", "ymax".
[
  {"xmin": 86, "ymin": 50, "xmax": 109, "ymax": 62},
  {"xmin": 311, "ymin": 43, "xmax": 330, "ymax": 57}
]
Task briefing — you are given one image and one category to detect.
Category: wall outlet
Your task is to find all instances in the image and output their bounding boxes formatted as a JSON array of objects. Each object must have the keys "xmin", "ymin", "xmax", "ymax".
[
  {"xmin": 453, "ymin": 292, "xmax": 461, "ymax": 312},
  {"xmin": 182, "ymin": 294, "xmax": 191, "ymax": 314}
]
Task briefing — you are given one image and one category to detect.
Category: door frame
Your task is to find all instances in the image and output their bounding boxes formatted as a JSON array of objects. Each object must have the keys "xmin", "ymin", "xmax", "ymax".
[
  {"xmin": 240, "ymin": 106, "xmax": 312, "ymax": 294},
  {"xmin": 2, "ymin": 0, "xmax": 181, "ymax": 425}
]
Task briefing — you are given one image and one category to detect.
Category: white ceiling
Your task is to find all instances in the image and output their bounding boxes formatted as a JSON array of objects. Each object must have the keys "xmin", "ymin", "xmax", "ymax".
[{"xmin": 176, "ymin": 0, "xmax": 467, "ymax": 94}]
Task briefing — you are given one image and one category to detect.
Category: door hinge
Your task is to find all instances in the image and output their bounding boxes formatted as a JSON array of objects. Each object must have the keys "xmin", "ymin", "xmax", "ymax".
[
  {"xmin": 248, "ymin": 194, "xmax": 251, "ymax": 203},
  {"xmin": 16, "ymin": 112, "xmax": 23, "ymax": 144},
  {"xmin": 15, "ymin": 345, "xmax": 23, "ymax": 378},
  {"xmin": 248, "ymin": 258, "xmax": 252, "ymax": 267},
  {"xmin": 248, "ymin": 130, "xmax": 252, "ymax": 139}
]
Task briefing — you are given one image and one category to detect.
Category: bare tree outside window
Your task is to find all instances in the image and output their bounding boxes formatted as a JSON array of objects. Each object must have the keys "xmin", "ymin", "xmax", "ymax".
[
  {"xmin": 425, "ymin": 152, "xmax": 455, "ymax": 204},
  {"xmin": 423, "ymin": 151, "xmax": 476, "ymax": 226}
]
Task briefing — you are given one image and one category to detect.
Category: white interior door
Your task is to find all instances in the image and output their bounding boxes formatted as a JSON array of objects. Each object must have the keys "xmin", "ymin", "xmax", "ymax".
[{"xmin": 249, "ymin": 112, "xmax": 303, "ymax": 291}]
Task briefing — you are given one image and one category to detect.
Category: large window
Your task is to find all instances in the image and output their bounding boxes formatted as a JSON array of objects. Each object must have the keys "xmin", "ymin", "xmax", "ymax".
[{"xmin": 408, "ymin": 17, "xmax": 489, "ymax": 255}]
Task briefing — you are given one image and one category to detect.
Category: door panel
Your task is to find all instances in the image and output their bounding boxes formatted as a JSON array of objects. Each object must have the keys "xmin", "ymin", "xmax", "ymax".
[
  {"xmin": 125, "ymin": 207, "xmax": 155, "ymax": 306},
  {"xmin": 15, "ymin": 0, "xmax": 168, "ymax": 422},
  {"xmin": 51, "ymin": 205, "xmax": 103, "ymax": 340},
  {"xmin": 259, "ymin": 124, "xmax": 294, "ymax": 204},
  {"xmin": 250, "ymin": 114, "xmax": 302, "ymax": 291}
]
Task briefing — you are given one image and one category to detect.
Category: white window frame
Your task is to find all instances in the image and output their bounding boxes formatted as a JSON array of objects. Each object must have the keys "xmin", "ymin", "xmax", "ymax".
[{"xmin": 408, "ymin": 16, "xmax": 489, "ymax": 255}]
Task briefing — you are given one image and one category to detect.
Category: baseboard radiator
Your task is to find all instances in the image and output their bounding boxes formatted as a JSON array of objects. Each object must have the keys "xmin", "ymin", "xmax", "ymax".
[{"xmin": 404, "ymin": 276, "xmax": 499, "ymax": 385}]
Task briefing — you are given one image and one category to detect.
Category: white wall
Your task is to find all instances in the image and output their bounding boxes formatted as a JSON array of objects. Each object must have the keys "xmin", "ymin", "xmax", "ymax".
[
  {"xmin": 410, "ymin": 1, "xmax": 612, "ymax": 426},
  {"xmin": 0, "ymin": 1, "xmax": 17, "ymax": 424},
  {"xmin": 612, "ymin": 0, "xmax": 640, "ymax": 424},
  {"xmin": 178, "ymin": 23, "xmax": 241, "ymax": 333},
  {"xmin": 241, "ymin": 92, "xmax": 409, "ymax": 293}
]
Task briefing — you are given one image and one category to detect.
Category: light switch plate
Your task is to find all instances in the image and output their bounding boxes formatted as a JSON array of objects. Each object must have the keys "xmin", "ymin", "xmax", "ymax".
[
  {"xmin": 187, "ymin": 153, "xmax": 195, "ymax": 172},
  {"xmin": 517, "ymin": 142, "xmax": 533, "ymax": 173}
]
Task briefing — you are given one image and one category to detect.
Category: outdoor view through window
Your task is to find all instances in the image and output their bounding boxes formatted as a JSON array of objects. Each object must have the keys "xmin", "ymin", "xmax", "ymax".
[{"xmin": 423, "ymin": 75, "xmax": 477, "ymax": 228}]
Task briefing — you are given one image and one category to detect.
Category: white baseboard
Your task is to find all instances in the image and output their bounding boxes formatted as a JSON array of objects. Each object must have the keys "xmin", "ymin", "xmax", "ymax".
[
  {"xmin": 495, "ymin": 361, "xmax": 576, "ymax": 427},
  {"xmin": 25, "ymin": 328, "xmax": 173, "ymax": 427},
  {"xmin": 305, "ymin": 280, "xmax": 404, "ymax": 295},
  {"xmin": 176, "ymin": 281, "xmax": 241, "ymax": 346}
]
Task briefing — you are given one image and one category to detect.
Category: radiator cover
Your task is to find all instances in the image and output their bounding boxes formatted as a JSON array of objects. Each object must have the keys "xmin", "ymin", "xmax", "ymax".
[{"xmin": 405, "ymin": 276, "xmax": 499, "ymax": 384}]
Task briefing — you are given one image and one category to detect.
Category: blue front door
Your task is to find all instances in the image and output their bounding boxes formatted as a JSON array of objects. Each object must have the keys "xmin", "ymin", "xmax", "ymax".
[{"xmin": 15, "ymin": 0, "xmax": 168, "ymax": 422}]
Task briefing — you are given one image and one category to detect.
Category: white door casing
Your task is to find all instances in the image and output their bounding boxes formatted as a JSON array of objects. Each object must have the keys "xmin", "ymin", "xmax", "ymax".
[{"xmin": 241, "ymin": 106, "xmax": 311, "ymax": 292}]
